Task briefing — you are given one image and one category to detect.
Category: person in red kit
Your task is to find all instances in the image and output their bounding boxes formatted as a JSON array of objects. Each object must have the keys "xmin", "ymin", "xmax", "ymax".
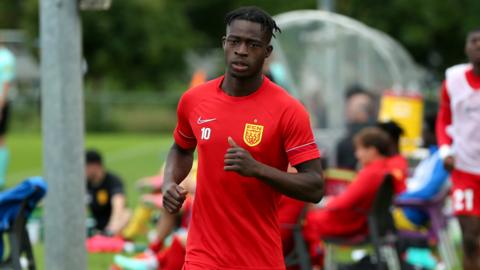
[
  {"xmin": 376, "ymin": 121, "xmax": 408, "ymax": 194},
  {"xmin": 161, "ymin": 6, "xmax": 324, "ymax": 270},
  {"xmin": 436, "ymin": 28, "xmax": 480, "ymax": 270},
  {"xmin": 303, "ymin": 127, "xmax": 392, "ymax": 267}
]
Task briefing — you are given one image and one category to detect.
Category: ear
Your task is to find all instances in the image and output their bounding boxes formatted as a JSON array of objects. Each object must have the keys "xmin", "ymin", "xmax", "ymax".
[
  {"xmin": 265, "ymin": 45, "xmax": 273, "ymax": 58},
  {"xmin": 222, "ymin": 36, "xmax": 226, "ymax": 49}
]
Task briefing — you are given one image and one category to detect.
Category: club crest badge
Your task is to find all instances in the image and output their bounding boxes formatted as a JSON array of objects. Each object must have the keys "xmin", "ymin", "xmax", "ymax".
[
  {"xmin": 96, "ymin": 189, "xmax": 109, "ymax": 205},
  {"xmin": 243, "ymin": 123, "xmax": 264, "ymax": 147}
]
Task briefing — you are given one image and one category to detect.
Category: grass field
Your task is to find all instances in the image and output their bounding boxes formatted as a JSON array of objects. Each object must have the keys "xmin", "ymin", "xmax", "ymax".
[
  {"xmin": 5, "ymin": 132, "xmax": 464, "ymax": 270},
  {"xmin": 6, "ymin": 132, "xmax": 174, "ymax": 269}
]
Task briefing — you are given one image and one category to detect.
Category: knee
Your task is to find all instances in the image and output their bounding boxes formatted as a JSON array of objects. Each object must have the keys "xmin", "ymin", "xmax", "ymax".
[{"xmin": 462, "ymin": 233, "xmax": 479, "ymax": 258}]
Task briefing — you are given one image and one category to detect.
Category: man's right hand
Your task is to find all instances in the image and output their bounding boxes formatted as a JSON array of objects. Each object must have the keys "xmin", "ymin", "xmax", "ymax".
[
  {"xmin": 162, "ymin": 183, "xmax": 188, "ymax": 214},
  {"xmin": 443, "ymin": 156, "xmax": 455, "ymax": 172}
]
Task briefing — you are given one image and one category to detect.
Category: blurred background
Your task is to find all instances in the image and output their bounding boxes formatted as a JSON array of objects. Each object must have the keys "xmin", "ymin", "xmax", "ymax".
[
  {"xmin": 2, "ymin": 0, "xmax": 480, "ymax": 135},
  {"xmin": 0, "ymin": 0, "xmax": 478, "ymax": 269}
]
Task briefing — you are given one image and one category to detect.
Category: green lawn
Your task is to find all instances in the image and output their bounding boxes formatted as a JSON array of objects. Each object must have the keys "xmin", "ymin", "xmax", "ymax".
[
  {"xmin": 4, "ymin": 132, "xmax": 465, "ymax": 270},
  {"xmin": 6, "ymin": 132, "xmax": 174, "ymax": 269}
]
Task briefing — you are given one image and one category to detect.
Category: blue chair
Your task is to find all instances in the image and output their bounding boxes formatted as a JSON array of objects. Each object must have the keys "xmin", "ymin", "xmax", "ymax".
[{"xmin": 0, "ymin": 177, "xmax": 47, "ymax": 270}]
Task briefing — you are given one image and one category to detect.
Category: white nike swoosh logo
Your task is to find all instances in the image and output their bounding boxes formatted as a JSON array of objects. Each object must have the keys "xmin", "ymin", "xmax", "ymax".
[{"xmin": 197, "ymin": 117, "xmax": 217, "ymax": 124}]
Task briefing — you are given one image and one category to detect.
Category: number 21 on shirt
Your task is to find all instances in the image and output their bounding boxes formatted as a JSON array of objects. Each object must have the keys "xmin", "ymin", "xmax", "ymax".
[{"xmin": 454, "ymin": 189, "xmax": 474, "ymax": 211}]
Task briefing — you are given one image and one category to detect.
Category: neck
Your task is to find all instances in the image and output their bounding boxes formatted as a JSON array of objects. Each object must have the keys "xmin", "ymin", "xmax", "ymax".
[
  {"xmin": 364, "ymin": 155, "xmax": 384, "ymax": 167},
  {"xmin": 221, "ymin": 73, "xmax": 264, "ymax": 97}
]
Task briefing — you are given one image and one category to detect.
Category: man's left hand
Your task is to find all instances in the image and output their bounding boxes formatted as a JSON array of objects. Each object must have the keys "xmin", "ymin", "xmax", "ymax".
[{"xmin": 224, "ymin": 137, "xmax": 260, "ymax": 177}]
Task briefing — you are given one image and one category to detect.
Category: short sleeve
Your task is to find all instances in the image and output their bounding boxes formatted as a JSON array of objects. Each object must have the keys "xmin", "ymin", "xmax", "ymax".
[
  {"xmin": 109, "ymin": 174, "xmax": 125, "ymax": 196},
  {"xmin": 173, "ymin": 93, "xmax": 197, "ymax": 149},
  {"xmin": 281, "ymin": 101, "xmax": 320, "ymax": 166}
]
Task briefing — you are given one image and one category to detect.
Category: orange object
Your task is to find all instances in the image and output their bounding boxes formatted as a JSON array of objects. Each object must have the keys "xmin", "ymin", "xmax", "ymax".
[{"xmin": 189, "ymin": 69, "xmax": 207, "ymax": 88}]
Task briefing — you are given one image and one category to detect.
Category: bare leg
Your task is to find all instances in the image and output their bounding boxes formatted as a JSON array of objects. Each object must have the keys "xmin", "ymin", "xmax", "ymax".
[
  {"xmin": 458, "ymin": 215, "xmax": 480, "ymax": 270},
  {"xmin": 155, "ymin": 208, "xmax": 178, "ymax": 244}
]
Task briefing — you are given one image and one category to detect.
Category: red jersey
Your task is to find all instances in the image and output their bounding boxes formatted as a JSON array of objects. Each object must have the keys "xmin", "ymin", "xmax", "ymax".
[
  {"xmin": 386, "ymin": 154, "xmax": 408, "ymax": 194},
  {"xmin": 174, "ymin": 76, "xmax": 320, "ymax": 269},
  {"xmin": 303, "ymin": 159, "xmax": 389, "ymax": 247}
]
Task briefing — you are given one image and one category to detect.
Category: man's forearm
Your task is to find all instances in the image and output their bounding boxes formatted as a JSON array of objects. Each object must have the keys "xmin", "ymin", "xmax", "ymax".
[
  {"xmin": 254, "ymin": 160, "xmax": 323, "ymax": 203},
  {"xmin": 163, "ymin": 143, "xmax": 195, "ymax": 188},
  {"xmin": 162, "ymin": 143, "xmax": 194, "ymax": 213},
  {"xmin": 106, "ymin": 195, "xmax": 128, "ymax": 234}
]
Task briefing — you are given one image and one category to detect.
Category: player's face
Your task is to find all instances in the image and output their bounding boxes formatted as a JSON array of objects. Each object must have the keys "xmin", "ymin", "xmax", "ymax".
[
  {"xmin": 466, "ymin": 31, "xmax": 480, "ymax": 64},
  {"xmin": 355, "ymin": 143, "xmax": 376, "ymax": 167},
  {"xmin": 85, "ymin": 163, "xmax": 101, "ymax": 183},
  {"xmin": 223, "ymin": 19, "xmax": 273, "ymax": 79}
]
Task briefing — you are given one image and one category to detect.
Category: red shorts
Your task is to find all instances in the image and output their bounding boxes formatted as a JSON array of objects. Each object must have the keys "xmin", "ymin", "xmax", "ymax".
[{"xmin": 451, "ymin": 169, "xmax": 480, "ymax": 217}]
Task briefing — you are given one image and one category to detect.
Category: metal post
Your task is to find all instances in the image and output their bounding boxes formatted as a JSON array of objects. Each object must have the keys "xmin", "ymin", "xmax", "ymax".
[{"xmin": 40, "ymin": 0, "xmax": 86, "ymax": 269}]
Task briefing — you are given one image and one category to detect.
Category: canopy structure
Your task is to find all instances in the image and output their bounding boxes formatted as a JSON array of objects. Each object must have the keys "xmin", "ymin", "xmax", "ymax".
[{"xmin": 270, "ymin": 10, "xmax": 425, "ymax": 162}]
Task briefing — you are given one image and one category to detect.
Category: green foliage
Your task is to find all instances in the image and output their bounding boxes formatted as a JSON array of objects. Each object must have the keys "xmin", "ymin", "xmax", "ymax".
[
  {"xmin": 0, "ymin": 2, "xmax": 22, "ymax": 28},
  {"xmin": 336, "ymin": 0, "xmax": 480, "ymax": 78},
  {"xmin": 81, "ymin": 0, "xmax": 204, "ymax": 90},
  {"xmin": 4, "ymin": 0, "xmax": 480, "ymax": 88}
]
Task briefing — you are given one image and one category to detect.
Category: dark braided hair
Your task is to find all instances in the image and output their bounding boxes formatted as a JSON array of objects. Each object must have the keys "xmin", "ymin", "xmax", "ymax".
[{"xmin": 225, "ymin": 6, "xmax": 281, "ymax": 42}]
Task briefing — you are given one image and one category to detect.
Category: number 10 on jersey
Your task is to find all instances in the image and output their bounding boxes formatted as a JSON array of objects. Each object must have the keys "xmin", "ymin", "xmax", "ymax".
[{"xmin": 201, "ymin": 127, "xmax": 211, "ymax": 140}]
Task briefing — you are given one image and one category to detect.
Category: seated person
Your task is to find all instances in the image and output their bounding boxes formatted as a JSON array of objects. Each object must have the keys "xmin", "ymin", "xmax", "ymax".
[
  {"xmin": 113, "ymin": 162, "xmax": 197, "ymax": 270},
  {"xmin": 86, "ymin": 149, "xmax": 130, "ymax": 236},
  {"xmin": 377, "ymin": 120, "xmax": 408, "ymax": 194},
  {"xmin": 115, "ymin": 198, "xmax": 304, "ymax": 270},
  {"xmin": 394, "ymin": 113, "xmax": 450, "ymax": 229},
  {"xmin": 122, "ymin": 161, "xmax": 197, "ymax": 241},
  {"xmin": 114, "ymin": 164, "xmax": 304, "ymax": 270},
  {"xmin": 303, "ymin": 127, "xmax": 392, "ymax": 264}
]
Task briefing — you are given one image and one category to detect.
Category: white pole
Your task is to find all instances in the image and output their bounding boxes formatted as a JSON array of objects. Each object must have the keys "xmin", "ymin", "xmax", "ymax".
[{"xmin": 40, "ymin": 0, "xmax": 86, "ymax": 269}]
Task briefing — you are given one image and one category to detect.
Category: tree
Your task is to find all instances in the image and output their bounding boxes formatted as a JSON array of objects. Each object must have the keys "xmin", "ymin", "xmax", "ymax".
[
  {"xmin": 17, "ymin": 0, "xmax": 205, "ymax": 91},
  {"xmin": 0, "ymin": 2, "xmax": 22, "ymax": 28},
  {"xmin": 10, "ymin": 0, "xmax": 480, "ymax": 90},
  {"xmin": 336, "ymin": 0, "xmax": 480, "ymax": 79},
  {"xmin": 81, "ymin": 0, "xmax": 204, "ymax": 90}
]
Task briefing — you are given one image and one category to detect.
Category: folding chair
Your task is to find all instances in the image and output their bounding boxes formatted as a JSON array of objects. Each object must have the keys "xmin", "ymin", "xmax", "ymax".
[
  {"xmin": 322, "ymin": 175, "xmax": 402, "ymax": 270},
  {"xmin": 0, "ymin": 177, "xmax": 47, "ymax": 270},
  {"xmin": 394, "ymin": 187, "xmax": 459, "ymax": 270},
  {"xmin": 0, "ymin": 197, "xmax": 36, "ymax": 270},
  {"xmin": 284, "ymin": 205, "xmax": 312, "ymax": 270}
]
